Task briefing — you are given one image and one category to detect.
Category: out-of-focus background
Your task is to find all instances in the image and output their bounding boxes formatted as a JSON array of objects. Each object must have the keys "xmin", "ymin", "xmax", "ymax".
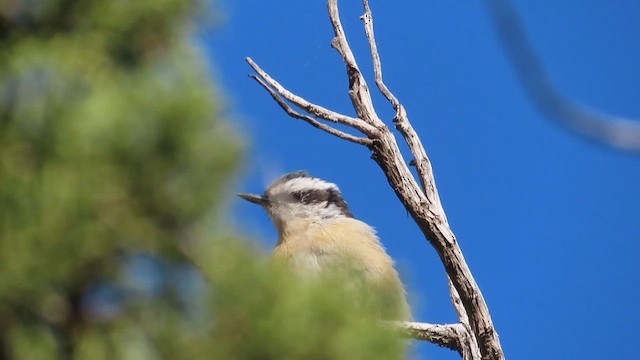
[
  {"xmin": 1, "ymin": 0, "xmax": 639, "ymax": 359},
  {"xmin": 217, "ymin": 1, "xmax": 640, "ymax": 359},
  {"xmin": 0, "ymin": 0, "xmax": 406, "ymax": 359}
]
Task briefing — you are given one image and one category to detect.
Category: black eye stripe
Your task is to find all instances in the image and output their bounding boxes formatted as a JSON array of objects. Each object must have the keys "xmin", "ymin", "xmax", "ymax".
[
  {"xmin": 298, "ymin": 189, "xmax": 328, "ymax": 204},
  {"xmin": 293, "ymin": 188, "xmax": 354, "ymax": 218},
  {"xmin": 327, "ymin": 188, "xmax": 353, "ymax": 218}
]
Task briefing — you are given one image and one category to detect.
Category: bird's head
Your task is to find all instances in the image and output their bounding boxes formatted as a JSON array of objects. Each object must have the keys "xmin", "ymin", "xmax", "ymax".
[{"xmin": 238, "ymin": 171, "xmax": 353, "ymax": 232}]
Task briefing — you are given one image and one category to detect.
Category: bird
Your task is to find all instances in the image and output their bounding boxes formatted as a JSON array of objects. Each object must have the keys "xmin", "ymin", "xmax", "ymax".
[{"xmin": 238, "ymin": 171, "xmax": 410, "ymax": 320}]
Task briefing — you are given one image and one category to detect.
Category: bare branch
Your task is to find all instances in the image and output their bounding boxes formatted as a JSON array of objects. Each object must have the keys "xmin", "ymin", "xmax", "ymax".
[
  {"xmin": 246, "ymin": 57, "xmax": 378, "ymax": 136},
  {"xmin": 392, "ymin": 321, "xmax": 480, "ymax": 360},
  {"xmin": 448, "ymin": 278, "xmax": 482, "ymax": 360},
  {"xmin": 485, "ymin": 0, "xmax": 640, "ymax": 151},
  {"xmin": 448, "ymin": 278, "xmax": 470, "ymax": 327},
  {"xmin": 360, "ymin": 0, "xmax": 439, "ymax": 201},
  {"xmin": 358, "ymin": 2, "xmax": 503, "ymax": 358},
  {"xmin": 457, "ymin": 328, "xmax": 483, "ymax": 360},
  {"xmin": 393, "ymin": 321, "xmax": 463, "ymax": 352},
  {"xmin": 327, "ymin": 0, "xmax": 384, "ymax": 128},
  {"xmin": 247, "ymin": 1, "xmax": 505, "ymax": 359},
  {"xmin": 361, "ymin": 0, "xmax": 399, "ymax": 108},
  {"xmin": 249, "ymin": 75, "xmax": 373, "ymax": 146}
]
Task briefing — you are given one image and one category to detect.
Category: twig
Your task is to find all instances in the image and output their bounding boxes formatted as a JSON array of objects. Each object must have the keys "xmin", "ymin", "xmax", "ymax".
[
  {"xmin": 360, "ymin": 0, "xmax": 398, "ymax": 109},
  {"xmin": 360, "ymin": 0, "xmax": 439, "ymax": 203},
  {"xmin": 392, "ymin": 321, "xmax": 480, "ymax": 360},
  {"xmin": 249, "ymin": 75, "xmax": 373, "ymax": 146},
  {"xmin": 485, "ymin": 0, "xmax": 640, "ymax": 151},
  {"xmin": 448, "ymin": 278, "xmax": 482, "ymax": 360},
  {"xmin": 327, "ymin": 0, "xmax": 384, "ymax": 127},
  {"xmin": 246, "ymin": 57, "xmax": 378, "ymax": 136},
  {"xmin": 392, "ymin": 321, "xmax": 464, "ymax": 353}
]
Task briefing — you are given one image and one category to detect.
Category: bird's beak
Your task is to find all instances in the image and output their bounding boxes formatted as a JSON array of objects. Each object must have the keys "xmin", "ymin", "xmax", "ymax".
[{"xmin": 237, "ymin": 193, "xmax": 270, "ymax": 207}]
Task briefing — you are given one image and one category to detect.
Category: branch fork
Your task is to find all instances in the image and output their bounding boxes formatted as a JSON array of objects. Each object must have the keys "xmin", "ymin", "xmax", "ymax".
[{"xmin": 247, "ymin": 1, "xmax": 504, "ymax": 359}]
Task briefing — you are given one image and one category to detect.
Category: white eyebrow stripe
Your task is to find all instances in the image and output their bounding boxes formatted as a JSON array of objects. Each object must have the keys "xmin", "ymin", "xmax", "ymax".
[{"xmin": 279, "ymin": 177, "xmax": 338, "ymax": 194}]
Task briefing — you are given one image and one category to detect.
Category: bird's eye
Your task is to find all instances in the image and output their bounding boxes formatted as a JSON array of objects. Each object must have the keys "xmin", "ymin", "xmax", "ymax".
[{"xmin": 292, "ymin": 191, "xmax": 302, "ymax": 201}]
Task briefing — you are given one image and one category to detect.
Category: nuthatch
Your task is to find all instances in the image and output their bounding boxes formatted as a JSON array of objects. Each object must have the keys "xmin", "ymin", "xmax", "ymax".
[{"xmin": 239, "ymin": 171, "xmax": 410, "ymax": 320}]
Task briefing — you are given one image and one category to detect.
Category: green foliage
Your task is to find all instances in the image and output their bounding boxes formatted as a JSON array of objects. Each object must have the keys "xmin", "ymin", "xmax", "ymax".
[
  {"xmin": 1, "ymin": 0, "xmax": 237, "ymax": 288},
  {"xmin": 198, "ymin": 239, "xmax": 406, "ymax": 360},
  {"xmin": 0, "ymin": 0, "xmax": 407, "ymax": 359}
]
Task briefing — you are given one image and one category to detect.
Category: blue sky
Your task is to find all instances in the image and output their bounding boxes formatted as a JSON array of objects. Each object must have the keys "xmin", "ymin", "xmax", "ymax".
[{"xmin": 204, "ymin": 1, "xmax": 640, "ymax": 359}]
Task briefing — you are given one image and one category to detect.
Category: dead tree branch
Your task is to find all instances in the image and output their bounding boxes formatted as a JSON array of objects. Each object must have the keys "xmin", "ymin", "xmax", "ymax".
[
  {"xmin": 448, "ymin": 278, "xmax": 482, "ymax": 360},
  {"xmin": 247, "ymin": 1, "xmax": 504, "ymax": 359},
  {"xmin": 396, "ymin": 321, "xmax": 462, "ymax": 350},
  {"xmin": 249, "ymin": 75, "xmax": 373, "ymax": 146},
  {"xmin": 393, "ymin": 321, "xmax": 481, "ymax": 360},
  {"xmin": 485, "ymin": 0, "xmax": 640, "ymax": 151},
  {"xmin": 246, "ymin": 57, "xmax": 378, "ymax": 136}
]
